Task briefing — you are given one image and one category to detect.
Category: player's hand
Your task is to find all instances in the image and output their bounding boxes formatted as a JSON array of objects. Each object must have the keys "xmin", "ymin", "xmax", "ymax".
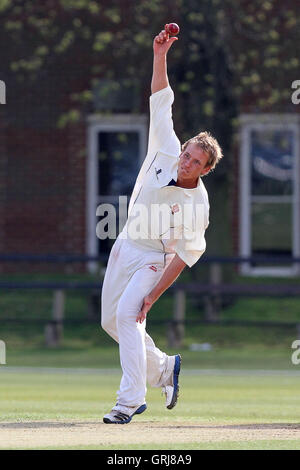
[
  {"xmin": 136, "ymin": 295, "xmax": 153, "ymax": 324},
  {"xmin": 153, "ymin": 25, "xmax": 178, "ymax": 56}
]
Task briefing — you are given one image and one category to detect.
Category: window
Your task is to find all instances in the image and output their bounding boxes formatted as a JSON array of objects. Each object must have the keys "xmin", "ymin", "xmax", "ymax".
[
  {"xmin": 86, "ymin": 115, "xmax": 148, "ymax": 271},
  {"xmin": 239, "ymin": 115, "xmax": 300, "ymax": 276}
]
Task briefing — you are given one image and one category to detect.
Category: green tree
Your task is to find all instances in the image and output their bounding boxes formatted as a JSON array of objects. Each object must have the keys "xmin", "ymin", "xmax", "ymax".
[{"xmin": 1, "ymin": 0, "xmax": 298, "ymax": 256}]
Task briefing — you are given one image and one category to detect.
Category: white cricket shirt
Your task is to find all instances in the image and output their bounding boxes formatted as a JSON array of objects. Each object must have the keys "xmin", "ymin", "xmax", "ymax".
[{"xmin": 121, "ymin": 85, "xmax": 210, "ymax": 267}]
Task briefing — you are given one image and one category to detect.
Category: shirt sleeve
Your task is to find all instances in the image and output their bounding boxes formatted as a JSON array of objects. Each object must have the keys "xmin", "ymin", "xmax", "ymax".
[
  {"xmin": 127, "ymin": 86, "xmax": 181, "ymax": 216},
  {"xmin": 175, "ymin": 228, "xmax": 207, "ymax": 268},
  {"xmin": 148, "ymin": 85, "xmax": 181, "ymax": 157},
  {"xmin": 175, "ymin": 200, "xmax": 209, "ymax": 269}
]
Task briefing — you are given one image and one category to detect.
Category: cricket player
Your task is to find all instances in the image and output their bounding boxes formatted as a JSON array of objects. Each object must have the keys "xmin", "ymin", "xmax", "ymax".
[{"xmin": 101, "ymin": 26, "xmax": 223, "ymax": 424}]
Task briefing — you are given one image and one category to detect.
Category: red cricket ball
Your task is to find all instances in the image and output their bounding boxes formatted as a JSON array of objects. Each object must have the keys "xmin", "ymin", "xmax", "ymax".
[{"xmin": 166, "ymin": 23, "xmax": 180, "ymax": 36}]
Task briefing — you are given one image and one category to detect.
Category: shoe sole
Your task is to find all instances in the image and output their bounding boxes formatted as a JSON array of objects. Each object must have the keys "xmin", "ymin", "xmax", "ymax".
[
  {"xmin": 103, "ymin": 403, "xmax": 147, "ymax": 424},
  {"xmin": 167, "ymin": 354, "xmax": 181, "ymax": 410}
]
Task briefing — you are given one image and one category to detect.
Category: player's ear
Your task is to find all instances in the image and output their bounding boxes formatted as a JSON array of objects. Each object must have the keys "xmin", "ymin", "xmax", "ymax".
[{"xmin": 201, "ymin": 165, "xmax": 212, "ymax": 176}]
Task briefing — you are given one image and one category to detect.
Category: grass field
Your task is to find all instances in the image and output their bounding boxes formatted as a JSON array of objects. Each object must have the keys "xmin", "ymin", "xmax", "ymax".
[
  {"xmin": 3, "ymin": 344, "xmax": 299, "ymax": 370},
  {"xmin": 1, "ymin": 272, "xmax": 300, "ymax": 450},
  {"xmin": 1, "ymin": 366, "xmax": 300, "ymax": 450}
]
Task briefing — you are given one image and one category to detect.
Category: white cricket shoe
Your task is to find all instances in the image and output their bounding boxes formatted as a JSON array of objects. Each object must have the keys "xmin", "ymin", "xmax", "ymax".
[
  {"xmin": 103, "ymin": 403, "xmax": 147, "ymax": 424},
  {"xmin": 162, "ymin": 354, "xmax": 181, "ymax": 409}
]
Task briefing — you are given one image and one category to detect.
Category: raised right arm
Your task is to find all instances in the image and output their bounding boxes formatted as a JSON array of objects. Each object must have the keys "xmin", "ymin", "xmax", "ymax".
[
  {"xmin": 151, "ymin": 27, "xmax": 177, "ymax": 94},
  {"xmin": 149, "ymin": 27, "xmax": 180, "ymax": 155},
  {"xmin": 127, "ymin": 27, "xmax": 180, "ymax": 216},
  {"xmin": 151, "ymin": 54, "xmax": 168, "ymax": 94}
]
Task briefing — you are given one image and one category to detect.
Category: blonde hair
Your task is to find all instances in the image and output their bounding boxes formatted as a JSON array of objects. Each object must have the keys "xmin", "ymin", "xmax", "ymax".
[{"xmin": 181, "ymin": 131, "xmax": 223, "ymax": 173}]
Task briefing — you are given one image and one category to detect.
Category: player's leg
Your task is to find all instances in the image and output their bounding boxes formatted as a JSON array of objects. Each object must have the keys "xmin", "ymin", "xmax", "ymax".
[
  {"xmin": 145, "ymin": 333, "xmax": 177, "ymax": 386},
  {"xmin": 102, "ymin": 238, "xmax": 150, "ymax": 424},
  {"xmin": 103, "ymin": 242, "xmax": 180, "ymax": 423},
  {"xmin": 101, "ymin": 237, "xmax": 129, "ymax": 343},
  {"xmin": 145, "ymin": 332, "xmax": 181, "ymax": 409},
  {"xmin": 144, "ymin": 252, "xmax": 181, "ymax": 409},
  {"xmin": 115, "ymin": 262, "xmax": 166, "ymax": 408},
  {"xmin": 103, "ymin": 262, "xmax": 165, "ymax": 424}
]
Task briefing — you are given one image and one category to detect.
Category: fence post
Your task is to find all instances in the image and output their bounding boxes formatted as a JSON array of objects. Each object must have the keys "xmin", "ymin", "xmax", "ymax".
[
  {"xmin": 45, "ymin": 290, "xmax": 65, "ymax": 347},
  {"xmin": 204, "ymin": 262, "xmax": 222, "ymax": 322},
  {"xmin": 167, "ymin": 289, "xmax": 186, "ymax": 348}
]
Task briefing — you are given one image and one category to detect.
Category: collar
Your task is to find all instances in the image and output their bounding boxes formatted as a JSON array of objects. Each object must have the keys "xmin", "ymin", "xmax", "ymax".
[{"xmin": 166, "ymin": 176, "xmax": 202, "ymax": 189}]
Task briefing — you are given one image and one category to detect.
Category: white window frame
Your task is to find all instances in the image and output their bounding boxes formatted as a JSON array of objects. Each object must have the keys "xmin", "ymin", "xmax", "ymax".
[
  {"xmin": 86, "ymin": 114, "xmax": 148, "ymax": 272},
  {"xmin": 239, "ymin": 114, "xmax": 300, "ymax": 277}
]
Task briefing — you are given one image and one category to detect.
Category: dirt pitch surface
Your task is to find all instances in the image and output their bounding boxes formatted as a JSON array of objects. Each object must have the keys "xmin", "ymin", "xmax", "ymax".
[{"xmin": 1, "ymin": 420, "xmax": 300, "ymax": 449}]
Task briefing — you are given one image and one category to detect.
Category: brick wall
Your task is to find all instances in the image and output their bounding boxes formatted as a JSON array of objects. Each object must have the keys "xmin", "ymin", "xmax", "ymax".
[{"xmin": 0, "ymin": 119, "xmax": 87, "ymax": 273}]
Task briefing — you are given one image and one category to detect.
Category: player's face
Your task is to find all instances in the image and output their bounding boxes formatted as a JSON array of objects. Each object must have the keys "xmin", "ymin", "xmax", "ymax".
[{"xmin": 177, "ymin": 143, "xmax": 211, "ymax": 182}]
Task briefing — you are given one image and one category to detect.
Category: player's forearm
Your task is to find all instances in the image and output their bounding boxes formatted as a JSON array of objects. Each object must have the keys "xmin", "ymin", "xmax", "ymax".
[
  {"xmin": 149, "ymin": 254, "xmax": 186, "ymax": 303},
  {"xmin": 151, "ymin": 53, "xmax": 169, "ymax": 94}
]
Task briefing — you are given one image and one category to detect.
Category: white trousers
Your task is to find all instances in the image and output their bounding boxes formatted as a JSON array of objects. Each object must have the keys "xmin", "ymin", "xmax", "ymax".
[{"xmin": 101, "ymin": 236, "xmax": 175, "ymax": 407}]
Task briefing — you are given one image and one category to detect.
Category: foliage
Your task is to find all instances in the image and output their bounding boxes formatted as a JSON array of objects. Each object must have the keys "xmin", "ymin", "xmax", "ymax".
[
  {"xmin": 2, "ymin": 0, "xmax": 298, "ymax": 121},
  {"xmin": 1, "ymin": 0, "xmax": 299, "ymax": 254}
]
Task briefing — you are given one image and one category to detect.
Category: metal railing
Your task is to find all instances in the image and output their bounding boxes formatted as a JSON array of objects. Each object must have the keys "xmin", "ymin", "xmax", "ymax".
[{"xmin": 0, "ymin": 253, "xmax": 299, "ymax": 348}]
